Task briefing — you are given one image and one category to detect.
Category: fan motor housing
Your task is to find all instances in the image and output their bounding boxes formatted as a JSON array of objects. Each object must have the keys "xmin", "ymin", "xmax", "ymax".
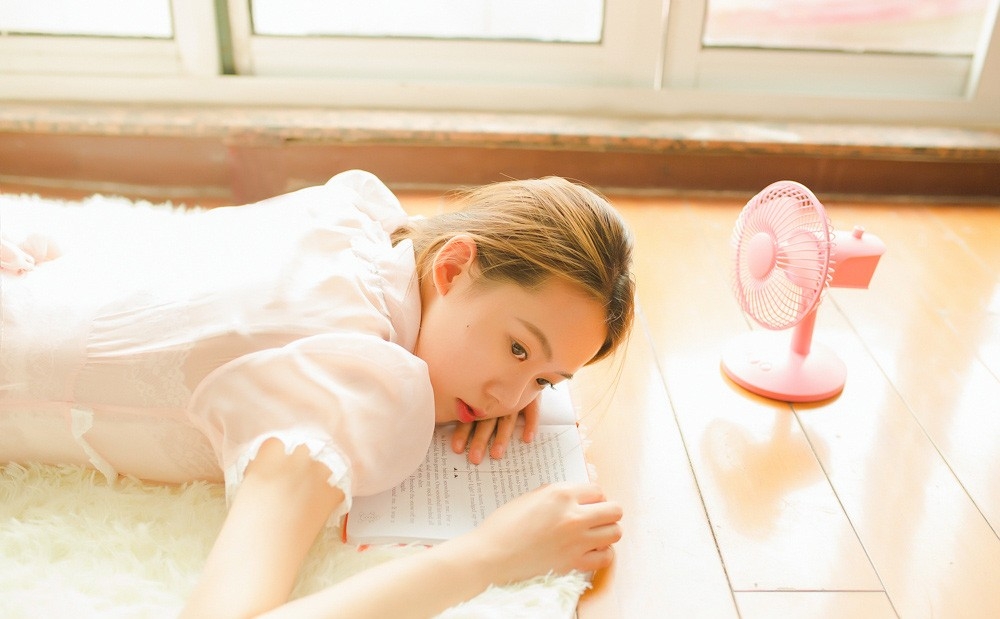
[{"xmin": 829, "ymin": 227, "xmax": 885, "ymax": 289}]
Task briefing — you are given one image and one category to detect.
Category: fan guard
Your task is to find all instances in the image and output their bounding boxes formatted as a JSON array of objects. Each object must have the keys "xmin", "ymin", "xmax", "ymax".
[{"xmin": 732, "ymin": 181, "xmax": 833, "ymax": 331}]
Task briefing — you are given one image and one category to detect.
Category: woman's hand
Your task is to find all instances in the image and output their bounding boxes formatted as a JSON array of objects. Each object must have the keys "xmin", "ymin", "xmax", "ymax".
[
  {"xmin": 456, "ymin": 482, "xmax": 623, "ymax": 583},
  {"xmin": 256, "ymin": 481, "xmax": 620, "ymax": 619},
  {"xmin": 451, "ymin": 398, "xmax": 541, "ymax": 464}
]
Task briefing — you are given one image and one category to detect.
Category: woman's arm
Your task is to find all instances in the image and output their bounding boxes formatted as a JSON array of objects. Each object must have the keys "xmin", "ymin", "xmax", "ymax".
[
  {"xmin": 261, "ymin": 482, "xmax": 622, "ymax": 619},
  {"xmin": 182, "ymin": 439, "xmax": 622, "ymax": 619},
  {"xmin": 180, "ymin": 438, "xmax": 344, "ymax": 619}
]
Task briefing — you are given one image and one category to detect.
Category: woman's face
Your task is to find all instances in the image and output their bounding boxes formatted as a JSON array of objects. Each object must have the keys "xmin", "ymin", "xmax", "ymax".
[{"xmin": 414, "ymin": 237, "xmax": 606, "ymax": 425}]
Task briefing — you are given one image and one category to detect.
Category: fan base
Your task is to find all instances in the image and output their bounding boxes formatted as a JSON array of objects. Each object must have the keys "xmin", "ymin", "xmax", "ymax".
[{"xmin": 721, "ymin": 331, "xmax": 847, "ymax": 403}]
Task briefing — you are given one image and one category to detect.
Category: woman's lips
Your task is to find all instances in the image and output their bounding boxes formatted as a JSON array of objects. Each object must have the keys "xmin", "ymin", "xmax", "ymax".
[{"xmin": 456, "ymin": 399, "xmax": 484, "ymax": 424}]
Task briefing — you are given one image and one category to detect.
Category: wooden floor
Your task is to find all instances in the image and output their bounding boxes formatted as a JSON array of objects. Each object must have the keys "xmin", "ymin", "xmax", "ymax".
[{"xmin": 403, "ymin": 191, "xmax": 1000, "ymax": 619}]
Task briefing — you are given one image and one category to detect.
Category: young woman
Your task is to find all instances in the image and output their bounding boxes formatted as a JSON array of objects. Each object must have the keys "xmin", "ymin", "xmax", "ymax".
[{"xmin": 0, "ymin": 170, "xmax": 634, "ymax": 618}]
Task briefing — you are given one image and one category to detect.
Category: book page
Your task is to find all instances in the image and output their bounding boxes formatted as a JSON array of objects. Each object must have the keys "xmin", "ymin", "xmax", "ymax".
[
  {"xmin": 346, "ymin": 419, "xmax": 588, "ymax": 545},
  {"xmin": 533, "ymin": 385, "xmax": 577, "ymax": 426}
]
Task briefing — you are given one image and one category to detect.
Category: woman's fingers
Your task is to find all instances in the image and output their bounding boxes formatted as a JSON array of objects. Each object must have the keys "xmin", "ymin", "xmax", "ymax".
[
  {"xmin": 450, "ymin": 422, "xmax": 473, "ymax": 454},
  {"xmin": 452, "ymin": 400, "xmax": 542, "ymax": 463},
  {"xmin": 488, "ymin": 413, "xmax": 517, "ymax": 459},
  {"xmin": 520, "ymin": 399, "xmax": 540, "ymax": 443},
  {"xmin": 586, "ymin": 521, "xmax": 624, "ymax": 547},
  {"xmin": 578, "ymin": 545, "xmax": 617, "ymax": 572},
  {"xmin": 468, "ymin": 418, "xmax": 497, "ymax": 463},
  {"xmin": 552, "ymin": 481, "xmax": 609, "ymax": 506}
]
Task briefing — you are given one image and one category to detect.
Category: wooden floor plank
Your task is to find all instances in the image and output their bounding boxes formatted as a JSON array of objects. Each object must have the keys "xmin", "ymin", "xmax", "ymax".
[
  {"xmin": 793, "ymin": 299, "xmax": 1000, "ymax": 618},
  {"xmin": 830, "ymin": 203, "xmax": 1000, "ymax": 379},
  {"xmin": 574, "ymin": 311, "xmax": 738, "ymax": 618},
  {"xmin": 735, "ymin": 591, "xmax": 897, "ymax": 619},
  {"xmin": 620, "ymin": 198, "xmax": 882, "ymax": 592},
  {"xmin": 762, "ymin": 199, "xmax": 1000, "ymax": 618},
  {"xmin": 824, "ymin": 203, "xmax": 1000, "ymax": 536},
  {"xmin": 922, "ymin": 205, "xmax": 1000, "ymax": 380}
]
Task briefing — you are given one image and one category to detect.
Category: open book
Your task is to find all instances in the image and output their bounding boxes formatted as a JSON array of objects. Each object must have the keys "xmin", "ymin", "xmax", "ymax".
[{"xmin": 343, "ymin": 386, "xmax": 589, "ymax": 545}]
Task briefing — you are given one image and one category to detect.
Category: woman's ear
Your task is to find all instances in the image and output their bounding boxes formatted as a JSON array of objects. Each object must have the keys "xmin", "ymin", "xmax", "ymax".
[{"xmin": 431, "ymin": 235, "xmax": 478, "ymax": 296}]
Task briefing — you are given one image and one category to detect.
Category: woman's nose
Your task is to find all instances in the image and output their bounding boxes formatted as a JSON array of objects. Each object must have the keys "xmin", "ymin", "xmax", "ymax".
[{"xmin": 487, "ymin": 378, "xmax": 531, "ymax": 413}]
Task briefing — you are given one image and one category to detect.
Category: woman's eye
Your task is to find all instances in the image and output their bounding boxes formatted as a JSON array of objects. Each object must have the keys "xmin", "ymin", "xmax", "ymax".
[
  {"xmin": 536, "ymin": 377, "xmax": 554, "ymax": 390},
  {"xmin": 511, "ymin": 341, "xmax": 528, "ymax": 361}
]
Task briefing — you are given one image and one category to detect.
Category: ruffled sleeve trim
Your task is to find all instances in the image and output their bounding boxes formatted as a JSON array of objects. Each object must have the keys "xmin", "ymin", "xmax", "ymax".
[{"xmin": 227, "ymin": 430, "xmax": 354, "ymax": 525}]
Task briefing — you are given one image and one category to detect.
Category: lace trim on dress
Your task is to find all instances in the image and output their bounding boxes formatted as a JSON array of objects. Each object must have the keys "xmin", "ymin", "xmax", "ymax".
[
  {"xmin": 226, "ymin": 430, "xmax": 354, "ymax": 525},
  {"xmin": 68, "ymin": 406, "xmax": 119, "ymax": 482}
]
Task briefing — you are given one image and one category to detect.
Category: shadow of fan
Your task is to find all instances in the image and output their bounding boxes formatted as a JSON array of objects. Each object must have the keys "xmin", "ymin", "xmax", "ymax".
[{"xmin": 701, "ymin": 412, "xmax": 826, "ymax": 536}]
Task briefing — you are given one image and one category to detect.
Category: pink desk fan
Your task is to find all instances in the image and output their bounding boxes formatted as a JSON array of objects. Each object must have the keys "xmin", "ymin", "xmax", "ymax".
[{"xmin": 721, "ymin": 181, "xmax": 885, "ymax": 402}]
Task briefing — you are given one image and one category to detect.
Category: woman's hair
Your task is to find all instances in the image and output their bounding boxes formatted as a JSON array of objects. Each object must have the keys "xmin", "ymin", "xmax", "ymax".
[{"xmin": 392, "ymin": 177, "xmax": 635, "ymax": 363}]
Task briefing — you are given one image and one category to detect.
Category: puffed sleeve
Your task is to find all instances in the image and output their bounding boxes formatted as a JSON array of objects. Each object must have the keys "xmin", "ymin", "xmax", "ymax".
[
  {"xmin": 186, "ymin": 332, "xmax": 435, "ymax": 523},
  {"xmin": 325, "ymin": 169, "xmax": 409, "ymax": 236}
]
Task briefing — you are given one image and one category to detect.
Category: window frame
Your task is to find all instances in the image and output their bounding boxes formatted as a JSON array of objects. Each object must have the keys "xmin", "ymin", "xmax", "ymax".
[{"xmin": 0, "ymin": 0, "xmax": 996, "ymax": 129}]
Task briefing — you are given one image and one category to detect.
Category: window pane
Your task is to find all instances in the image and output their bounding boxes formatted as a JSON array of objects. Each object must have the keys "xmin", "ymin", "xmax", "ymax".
[
  {"xmin": 250, "ymin": 0, "xmax": 603, "ymax": 43},
  {"xmin": 0, "ymin": 0, "xmax": 173, "ymax": 38},
  {"xmin": 703, "ymin": 0, "xmax": 992, "ymax": 56}
]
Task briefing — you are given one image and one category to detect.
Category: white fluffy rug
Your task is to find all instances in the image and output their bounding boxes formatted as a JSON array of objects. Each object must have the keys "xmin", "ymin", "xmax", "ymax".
[
  {"xmin": 0, "ymin": 463, "xmax": 589, "ymax": 619},
  {"xmin": 0, "ymin": 193, "xmax": 588, "ymax": 618}
]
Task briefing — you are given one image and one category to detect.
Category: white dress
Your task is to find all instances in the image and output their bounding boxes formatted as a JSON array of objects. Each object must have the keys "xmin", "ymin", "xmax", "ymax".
[{"xmin": 0, "ymin": 170, "xmax": 434, "ymax": 520}]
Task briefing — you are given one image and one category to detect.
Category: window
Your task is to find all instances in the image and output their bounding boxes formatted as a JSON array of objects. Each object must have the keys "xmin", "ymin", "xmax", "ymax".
[
  {"xmin": 703, "ymin": 0, "xmax": 991, "ymax": 55},
  {"xmin": 0, "ymin": 0, "xmax": 997, "ymax": 127},
  {"xmin": 226, "ymin": 0, "xmax": 657, "ymax": 87},
  {"xmin": 0, "ymin": 0, "xmax": 173, "ymax": 37},
  {"xmin": 249, "ymin": 0, "xmax": 603, "ymax": 42},
  {"xmin": 663, "ymin": 0, "xmax": 998, "ymax": 98},
  {"xmin": 0, "ymin": 0, "xmax": 217, "ymax": 76}
]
